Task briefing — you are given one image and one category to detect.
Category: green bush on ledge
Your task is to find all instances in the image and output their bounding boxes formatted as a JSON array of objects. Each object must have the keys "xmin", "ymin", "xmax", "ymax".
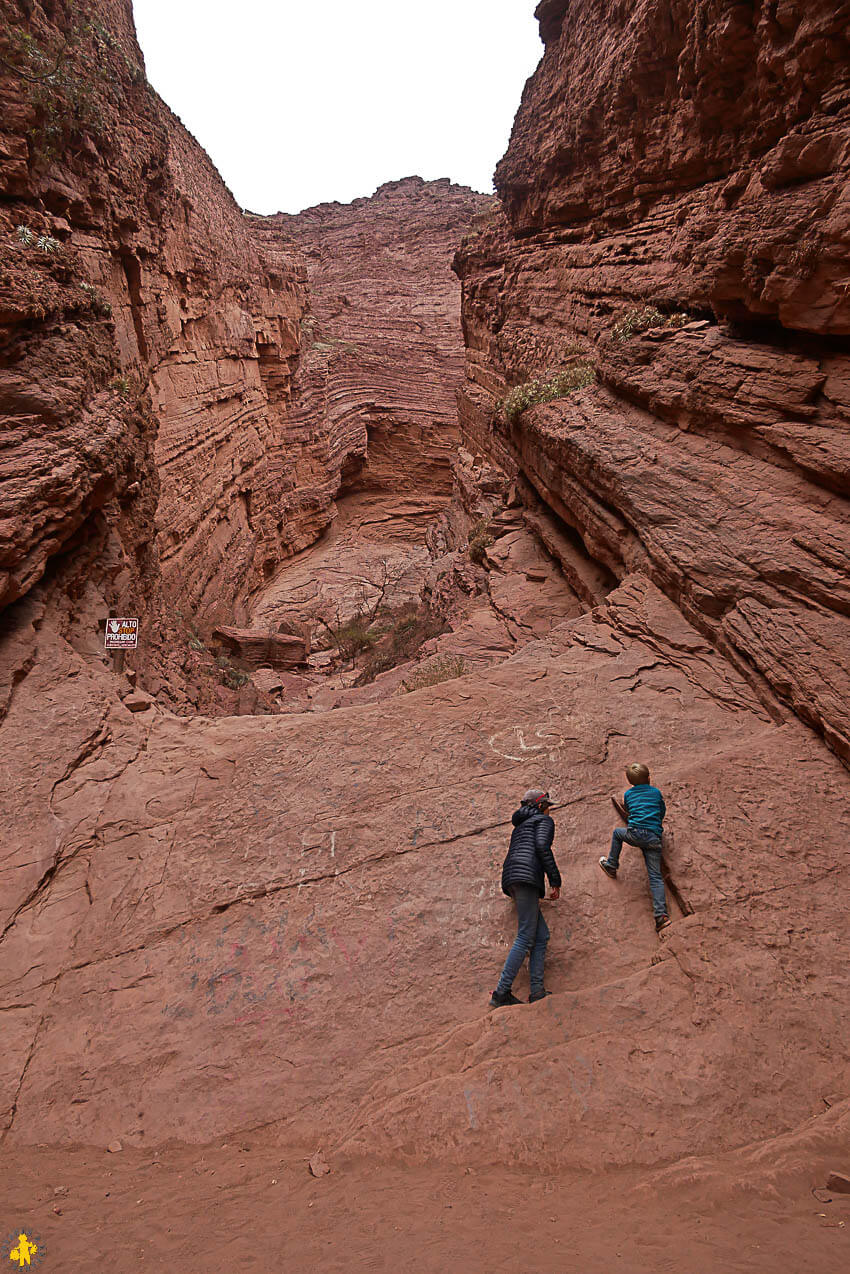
[{"xmin": 500, "ymin": 362, "xmax": 596, "ymax": 423}]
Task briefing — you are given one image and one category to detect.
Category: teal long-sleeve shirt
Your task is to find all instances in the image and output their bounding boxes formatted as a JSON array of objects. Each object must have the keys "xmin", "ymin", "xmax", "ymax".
[{"xmin": 623, "ymin": 784, "xmax": 666, "ymax": 838}]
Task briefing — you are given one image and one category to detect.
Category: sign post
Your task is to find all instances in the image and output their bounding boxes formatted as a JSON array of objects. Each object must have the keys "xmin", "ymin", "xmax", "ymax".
[{"xmin": 104, "ymin": 616, "xmax": 139, "ymax": 675}]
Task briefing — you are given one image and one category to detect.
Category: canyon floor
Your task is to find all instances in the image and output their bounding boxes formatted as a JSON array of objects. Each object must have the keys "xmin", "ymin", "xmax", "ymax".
[{"xmin": 4, "ymin": 1103, "xmax": 849, "ymax": 1272}]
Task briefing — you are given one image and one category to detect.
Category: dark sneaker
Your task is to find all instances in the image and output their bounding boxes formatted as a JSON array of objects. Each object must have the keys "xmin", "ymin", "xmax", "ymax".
[
  {"xmin": 528, "ymin": 989, "xmax": 551, "ymax": 1003},
  {"xmin": 655, "ymin": 914, "xmax": 671, "ymax": 932},
  {"xmin": 599, "ymin": 857, "xmax": 617, "ymax": 879},
  {"xmin": 489, "ymin": 990, "xmax": 522, "ymax": 1008}
]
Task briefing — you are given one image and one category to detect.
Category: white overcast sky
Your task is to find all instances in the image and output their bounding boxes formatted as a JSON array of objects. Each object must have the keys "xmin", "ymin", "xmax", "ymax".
[{"xmin": 131, "ymin": 1, "xmax": 542, "ymax": 215}]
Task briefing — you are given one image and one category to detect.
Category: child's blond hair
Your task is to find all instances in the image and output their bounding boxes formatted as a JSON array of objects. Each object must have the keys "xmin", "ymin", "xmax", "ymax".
[{"xmin": 625, "ymin": 762, "xmax": 650, "ymax": 785}]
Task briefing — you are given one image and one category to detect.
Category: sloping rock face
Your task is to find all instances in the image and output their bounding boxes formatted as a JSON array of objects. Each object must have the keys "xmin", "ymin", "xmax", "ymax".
[
  {"xmin": 3, "ymin": 575, "xmax": 849, "ymax": 1173},
  {"xmin": 455, "ymin": 0, "xmax": 850, "ymax": 765},
  {"xmin": 248, "ymin": 179, "xmax": 491, "ymax": 504}
]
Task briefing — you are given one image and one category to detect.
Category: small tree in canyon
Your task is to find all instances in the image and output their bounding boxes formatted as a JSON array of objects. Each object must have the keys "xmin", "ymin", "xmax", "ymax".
[
  {"xmin": 355, "ymin": 558, "xmax": 408, "ymax": 623},
  {"xmin": 317, "ymin": 558, "xmax": 407, "ymax": 667}
]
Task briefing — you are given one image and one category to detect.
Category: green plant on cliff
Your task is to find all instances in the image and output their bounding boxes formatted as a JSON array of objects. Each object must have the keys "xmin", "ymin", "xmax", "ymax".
[
  {"xmin": 80, "ymin": 281, "xmax": 113, "ymax": 317},
  {"xmin": 215, "ymin": 653, "xmax": 251, "ymax": 690},
  {"xmin": 110, "ymin": 374, "xmax": 131, "ymax": 398},
  {"xmin": 2, "ymin": 19, "xmax": 144, "ymax": 168},
  {"xmin": 84, "ymin": 18, "xmax": 146, "ymax": 84},
  {"xmin": 28, "ymin": 65, "xmax": 105, "ymax": 164},
  {"xmin": 612, "ymin": 307, "xmax": 689, "ymax": 341},
  {"xmin": 500, "ymin": 362, "xmax": 596, "ymax": 423},
  {"xmin": 312, "ymin": 337, "xmax": 359, "ymax": 355},
  {"xmin": 462, "ymin": 204, "xmax": 501, "ymax": 247},
  {"xmin": 177, "ymin": 612, "xmax": 207, "ymax": 654},
  {"xmin": 2, "ymin": 22, "xmax": 104, "ymax": 165}
]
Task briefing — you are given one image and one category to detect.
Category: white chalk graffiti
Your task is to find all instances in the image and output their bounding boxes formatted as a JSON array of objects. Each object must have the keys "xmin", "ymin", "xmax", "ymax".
[{"xmin": 487, "ymin": 724, "xmax": 565, "ymax": 763}]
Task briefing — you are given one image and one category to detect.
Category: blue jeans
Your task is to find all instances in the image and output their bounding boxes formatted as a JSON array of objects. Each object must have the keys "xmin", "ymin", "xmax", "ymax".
[
  {"xmin": 606, "ymin": 827, "xmax": 668, "ymax": 919},
  {"xmin": 496, "ymin": 884, "xmax": 550, "ymax": 996}
]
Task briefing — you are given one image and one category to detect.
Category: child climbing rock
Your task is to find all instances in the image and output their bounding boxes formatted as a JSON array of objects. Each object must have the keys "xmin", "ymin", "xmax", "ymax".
[
  {"xmin": 490, "ymin": 789, "xmax": 561, "ymax": 1008},
  {"xmin": 599, "ymin": 763, "xmax": 670, "ymax": 932}
]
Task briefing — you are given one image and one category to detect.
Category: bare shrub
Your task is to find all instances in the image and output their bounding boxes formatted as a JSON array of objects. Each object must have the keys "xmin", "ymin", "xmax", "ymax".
[
  {"xmin": 403, "ymin": 656, "xmax": 468, "ymax": 693},
  {"xmin": 321, "ymin": 613, "xmax": 376, "ymax": 664},
  {"xmin": 355, "ymin": 603, "xmax": 447, "ymax": 685},
  {"xmin": 215, "ymin": 653, "xmax": 251, "ymax": 690},
  {"xmin": 468, "ymin": 517, "xmax": 495, "ymax": 565}
]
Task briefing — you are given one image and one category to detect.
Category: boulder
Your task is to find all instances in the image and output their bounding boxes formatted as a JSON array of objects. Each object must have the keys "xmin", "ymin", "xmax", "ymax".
[{"xmin": 212, "ymin": 626, "xmax": 308, "ymax": 670}]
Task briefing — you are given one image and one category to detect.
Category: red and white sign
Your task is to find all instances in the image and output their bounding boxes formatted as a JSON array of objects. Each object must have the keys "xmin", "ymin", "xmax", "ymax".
[{"xmin": 104, "ymin": 617, "xmax": 139, "ymax": 650}]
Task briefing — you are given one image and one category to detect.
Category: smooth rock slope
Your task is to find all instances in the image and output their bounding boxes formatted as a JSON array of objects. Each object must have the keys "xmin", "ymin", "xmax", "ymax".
[{"xmin": 3, "ymin": 575, "xmax": 848, "ymax": 1168}]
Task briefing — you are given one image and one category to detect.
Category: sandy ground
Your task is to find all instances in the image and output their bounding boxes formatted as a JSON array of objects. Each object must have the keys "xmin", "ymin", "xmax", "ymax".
[{"xmin": 3, "ymin": 1133, "xmax": 848, "ymax": 1273}]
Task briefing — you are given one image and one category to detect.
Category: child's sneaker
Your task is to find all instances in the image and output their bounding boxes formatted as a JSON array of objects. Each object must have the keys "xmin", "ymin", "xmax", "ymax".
[
  {"xmin": 528, "ymin": 989, "xmax": 551, "ymax": 1003},
  {"xmin": 489, "ymin": 989, "xmax": 522, "ymax": 1008},
  {"xmin": 599, "ymin": 857, "xmax": 617, "ymax": 879},
  {"xmin": 655, "ymin": 914, "xmax": 671, "ymax": 932}
]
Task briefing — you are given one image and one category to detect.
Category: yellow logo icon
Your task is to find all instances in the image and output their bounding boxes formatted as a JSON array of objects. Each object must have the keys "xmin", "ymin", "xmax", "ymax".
[{"xmin": 8, "ymin": 1234, "xmax": 38, "ymax": 1268}]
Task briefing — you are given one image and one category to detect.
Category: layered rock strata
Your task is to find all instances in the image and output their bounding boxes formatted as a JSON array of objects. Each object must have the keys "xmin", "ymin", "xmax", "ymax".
[
  {"xmin": 1, "ymin": 2, "xmax": 485, "ymax": 720},
  {"xmin": 455, "ymin": 0, "xmax": 850, "ymax": 764},
  {"xmin": 0, "ymin": 0, "xmax": 308, "ymax": 643},
  {"xmin": 247, "ymin": 179, "xmax": 491, "ymax": 509}
]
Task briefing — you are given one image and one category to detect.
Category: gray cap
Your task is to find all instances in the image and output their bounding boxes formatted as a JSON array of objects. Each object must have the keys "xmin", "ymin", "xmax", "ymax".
[{"xmin": 522, "ymin": 788, "xmax": 552, "ymax": 807}]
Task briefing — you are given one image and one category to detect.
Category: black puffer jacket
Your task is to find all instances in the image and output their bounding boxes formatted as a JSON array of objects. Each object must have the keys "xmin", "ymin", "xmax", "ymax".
[{"xmin": 501, "ymin": 804, "xmax": 562, "ymax": 898}]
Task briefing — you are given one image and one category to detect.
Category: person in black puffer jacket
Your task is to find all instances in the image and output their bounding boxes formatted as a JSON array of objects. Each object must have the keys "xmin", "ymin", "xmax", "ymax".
[{"xmin": 490, "ymin": 788, "xmax": 562, "ymax": 1008}]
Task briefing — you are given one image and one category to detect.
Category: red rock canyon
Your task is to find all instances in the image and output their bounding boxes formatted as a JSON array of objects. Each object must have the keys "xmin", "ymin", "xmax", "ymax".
[{"xmin": 1, "ymin": 1, "xmax": 849, "ymax": 1269}]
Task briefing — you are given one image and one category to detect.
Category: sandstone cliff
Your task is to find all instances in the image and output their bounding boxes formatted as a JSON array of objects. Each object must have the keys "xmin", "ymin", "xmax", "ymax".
[
  {"xmin": 0, "ymin": 1, "xmax": 481, "ymax": 711},
  {"xmin": 455, "ymin": 0, "xmax": 850, "ymax": 765},
  {"xmin": 0, "ymin": 0, "xmax": 309, "ymax": 646},
  {"xmin": 249, "ymin": 178, "xmax": 491, "ymax": 504}
]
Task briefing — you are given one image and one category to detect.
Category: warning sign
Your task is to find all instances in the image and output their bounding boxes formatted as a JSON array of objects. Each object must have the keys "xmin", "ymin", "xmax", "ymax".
[{"xmin": 104, "ymin": 617, "xmax": 139, "ymax": 650}]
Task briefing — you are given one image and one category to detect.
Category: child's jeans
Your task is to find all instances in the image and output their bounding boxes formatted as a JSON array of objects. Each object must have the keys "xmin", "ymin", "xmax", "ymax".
[
  {"xmin": 606, "ymin": 826, "xmax": 668, "ymax": 918},
  {"xmin": 496, "ymin": 884, "xmax": 550, "ymax": 997}
]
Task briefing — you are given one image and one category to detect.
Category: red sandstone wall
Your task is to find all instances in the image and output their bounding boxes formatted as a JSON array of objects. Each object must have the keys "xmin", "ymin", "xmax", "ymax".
[
  {"xmin": 248, "ymin": 179, "xmax": 491, "ymax": 507},
  {"xmin": 2, "ymin": 0, "xmax": 850, "ymax": 1184},
  {"xmin": 0, "ymin": 0, "xmax": 308, "ymax": 639},
  {"xmin": 1, "ymin": 4, "xmax": 487, "ymax": 639},
  {"xmin": 499, "ymin": 0, "xmax": 850, "ymax": 335},
  {"xmin": 455, "ymin": 0, "xmax": 850, "ymax": 765}
]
